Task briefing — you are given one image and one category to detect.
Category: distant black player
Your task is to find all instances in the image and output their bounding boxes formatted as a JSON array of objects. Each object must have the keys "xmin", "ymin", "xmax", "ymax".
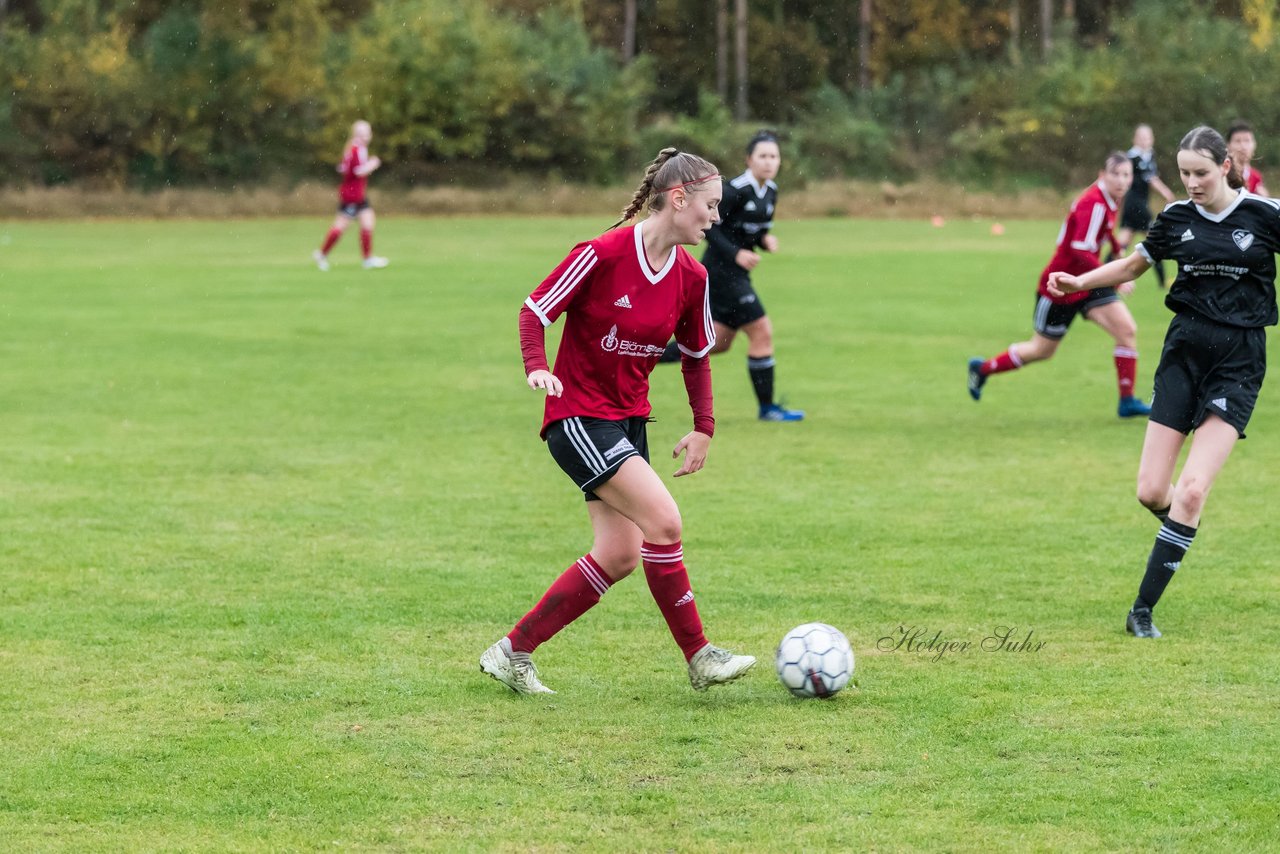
[
  {"xmin": 1049, "ymin": 125, "xmax": 1280, "ymax": 640},
  {"xmin": 1116, "ymin": 124, "xmax": 1176, "ymax": 288},
  {"xmin": 659, "ymin": 131, "xmax": 804, "ymax": 422}
]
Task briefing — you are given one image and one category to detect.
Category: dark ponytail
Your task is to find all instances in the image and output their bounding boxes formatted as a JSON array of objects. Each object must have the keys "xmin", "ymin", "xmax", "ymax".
[{"xmin": 746, "ymin": 129, "xmax": 780, "ymax": 156}]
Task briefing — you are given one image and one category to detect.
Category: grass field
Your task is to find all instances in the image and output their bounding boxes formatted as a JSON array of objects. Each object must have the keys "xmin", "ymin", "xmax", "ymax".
[{"xmin": 1, "ymin": 216, "xmax": 1277, "ymax": 851}]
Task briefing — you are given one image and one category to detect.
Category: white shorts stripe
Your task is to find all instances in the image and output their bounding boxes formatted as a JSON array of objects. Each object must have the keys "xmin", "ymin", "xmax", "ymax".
[{"xmin": 564, "ymin": 417, "xmax": 608, "ymax": 474}]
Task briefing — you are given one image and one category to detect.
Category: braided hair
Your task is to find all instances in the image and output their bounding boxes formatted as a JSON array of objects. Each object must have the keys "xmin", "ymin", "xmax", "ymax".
[
  {"xmin": 1180, "ymin": 125, "xmax": 1245, "ymax": 190},
  {"xmin": 611, "ymin": 148, "xmax": 719, "ymax": 229}
]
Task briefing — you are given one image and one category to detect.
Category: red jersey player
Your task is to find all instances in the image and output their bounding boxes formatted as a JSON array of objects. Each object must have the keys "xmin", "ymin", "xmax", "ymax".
[
  {"xmin": 968, "ymin": 152, "xmax": 1153, "ymax": 418},
  {"xmin": 313, "ymin": 120, "xmax": 388, "ymax": 271},
  {"xmin": 480, "ymin": 148, "xmax": 756, "ymax": 695},
  {"xmin": 1227, "ymin": 120, "xmax": 1269, "ymax": 196}
]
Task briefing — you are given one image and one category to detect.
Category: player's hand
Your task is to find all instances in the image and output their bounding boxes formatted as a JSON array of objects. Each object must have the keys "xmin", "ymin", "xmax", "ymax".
[
  {"xmin": 760, "ymin": 234, "xmax": 779, "ymax": 253},
  {"xmin": 1046, "ymin": 271, "xmax": 1084, "ymax": 298},
  {"xmin": 735, "ymin": 249, "xmax": 761, "ymax": 271},
  {"xmin": 672, "ymin": 431, "xmax": 711, "ymax": 477},
  {"xmin": 368, "ymin": 156, "xmax": 382, "ymax": 171},
  {"xmin": 526, "ymin": 369, "xmax": 562, "ymax": 398},
  {"xmin": 1117, "ymin": 281, "xmax": 1136, "ymax": 296}
]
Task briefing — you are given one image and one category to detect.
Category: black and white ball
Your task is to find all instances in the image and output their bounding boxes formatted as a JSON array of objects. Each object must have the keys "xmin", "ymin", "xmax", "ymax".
[{"xmin": 775, "ymin": 622, "xmax": 854, "ymax": 698}]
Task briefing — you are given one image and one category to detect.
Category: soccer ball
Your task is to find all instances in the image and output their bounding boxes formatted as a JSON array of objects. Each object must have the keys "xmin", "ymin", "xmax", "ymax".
[{"xmin": 775, "ymin": 623, "xmax": 854, "ymax": 699}]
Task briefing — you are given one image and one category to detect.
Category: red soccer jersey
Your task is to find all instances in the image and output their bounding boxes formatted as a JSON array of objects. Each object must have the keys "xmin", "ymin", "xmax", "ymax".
[
  {"xmin": 338, "ymin": 144, "xmax": 369, "ymax": 204},
  {"xmin": 524, "ymin": 221, "xmax": 715, "ymax": 436},
  {"xmin": 1039, "ymin": 180, "xmax": 1121, "ymax": 305},
  {"xmin": 1244, "ymin": 165, "xmax": 1265, "ymax": 194}
]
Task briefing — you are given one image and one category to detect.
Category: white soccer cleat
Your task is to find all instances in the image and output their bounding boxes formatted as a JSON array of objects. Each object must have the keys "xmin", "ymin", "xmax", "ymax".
[
  {"xmin": 688, "ymin": 643, "xmax": 756, "ymax": 691},
  {"xmin": 362, "ymin": 255, "xmax": 389, "ymax": 269},
  {"xmin": 312, "ymin": 250, "xmax": 330, "ymax": 272},
  {"xmin": 480, "ymin": 638, "xmax": 555, "ymax": 695}
]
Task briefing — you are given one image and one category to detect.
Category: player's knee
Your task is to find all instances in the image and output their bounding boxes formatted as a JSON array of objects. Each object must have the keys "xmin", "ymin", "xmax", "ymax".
[
  {"xmin": 1136, "ymin": 480, "xmax": 1167, "ymax": 509},
  {"xmin": 645, "ymin": 508, "xmax": 683, "ymax": 545},
  {"xmin": 1173, "ymin": 480, "xmax": 1209, "ymax": 518},
  {"xmin": 592, "ymin": 548, "xmax": 639, "ymax": 580}
]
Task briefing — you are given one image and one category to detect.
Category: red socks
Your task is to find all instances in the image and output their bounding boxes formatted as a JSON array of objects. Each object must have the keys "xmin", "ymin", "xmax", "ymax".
[
  {"xmin": 1114, "ymin": 347, "xmax": 1137, "ymax": 398},
  {"xmin": 642, "ymin": 541, "xmax": 708, "ymax": 662},
  {"xmin": 360, "ymin": 229, "xmax": 372, "ymax": 258},
  {"xmin": 508, "ymin": 555, "xmax": 611, "ymax": 654},
  {"xmin": 320, "ymin": 228, "xmax": 341, "ymax": 254},
  {"xmin": 982, "ymin": 349, "xmax": 1022, "ymax": 376}
]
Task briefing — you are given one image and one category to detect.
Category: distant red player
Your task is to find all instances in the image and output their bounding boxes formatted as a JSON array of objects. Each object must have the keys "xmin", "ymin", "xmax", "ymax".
[
  {"xmin": 1227, "ymin": 120, "xmax": 1269, "ymax": 196},
  {"xmin": 313, "ymin": 120, "xmax": 388, "ymax": 271},
  {"xmin": 968, "ymin": 152, "xmax": 1152, "ymax": 418}
]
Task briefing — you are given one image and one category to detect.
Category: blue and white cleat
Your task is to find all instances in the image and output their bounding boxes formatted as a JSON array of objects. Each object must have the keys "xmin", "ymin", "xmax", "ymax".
[
  {"xmin": 759, "ymin": 404, "xmax": 805, "ymax": 422},
  {"xmin": 967, "ymin": 357, "xmax": 986, "ymax": 401},
  {"xmin": 1118, "ymin": 396, "xmax": 1152, "ymax": 418}
]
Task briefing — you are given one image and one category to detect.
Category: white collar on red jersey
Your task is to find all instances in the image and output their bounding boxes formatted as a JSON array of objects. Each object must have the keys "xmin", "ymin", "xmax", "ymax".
[
  {"xmin": 1096, "ymin": 180, "xmax": 1117, "ymax": 211},
  {"xmin": 633, "ymin": 219, "xmax": 677, "ymax": 284}
]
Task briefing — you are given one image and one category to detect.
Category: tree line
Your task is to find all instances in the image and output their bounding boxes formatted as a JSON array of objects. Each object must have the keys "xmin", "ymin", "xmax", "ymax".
[{"xmin": 1, "ymin": 0, "xmax": 1278, "ymax": 189}]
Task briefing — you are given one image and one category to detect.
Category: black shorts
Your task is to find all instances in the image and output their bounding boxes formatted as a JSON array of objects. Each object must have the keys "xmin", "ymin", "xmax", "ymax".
[
  {"xmin": 1032, "ymin": 288, "xmax": 1120, "ymax": 340},
  {"xmin": 545, "ymin": 416, "xmax": 650, "ymax": 500},
  {"xmin": 1120, "ymin": 198, "xmax": 1151, "ymax": 232},
  {"xmin": 339, "ymin": 200, "xmax": 370, "ymax": 217},
  {"xmin": 1150, "ymin": 313, "xmax": 1267, "ymax": 438},
  {"xmin": 708, "ymin": 265, "xmax": 766, "ymax": 329}
]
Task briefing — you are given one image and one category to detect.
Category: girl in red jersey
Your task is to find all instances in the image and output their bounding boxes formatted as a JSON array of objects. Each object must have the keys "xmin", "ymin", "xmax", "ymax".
[
  {"xmin": 313, "ymin": 120, "xmax": 388, "ymax": 271},
  {"xmin": 968, "ymin": 152, "xmax": 1153, "ymax": 418},
  {"xmin": 1227, "ymin": 120, "xmax": 1269, "ymax": 196},
  {"xmin": 480, "ymin": 148, "xmax": 756, "ymax": 695}
]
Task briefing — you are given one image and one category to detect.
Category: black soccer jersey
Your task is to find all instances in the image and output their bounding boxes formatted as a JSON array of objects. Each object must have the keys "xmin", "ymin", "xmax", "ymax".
[
  {"xmin": 1138, "ymin": 192, "xmax": 1280, "ymax": 328},
  {"xmin": 702, "ymin": 170, "xmax": 778, "ymax": 269},
  {"xmin": 1126, "ymin": 146, "xmax": 1160, "ymax": 196}
]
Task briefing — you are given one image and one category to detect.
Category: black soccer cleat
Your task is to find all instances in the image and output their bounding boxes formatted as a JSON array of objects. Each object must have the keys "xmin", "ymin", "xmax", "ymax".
[
  {"xmin": 967, "ymin": 357, "xmax": 987, "ymax": 401},
  {"xmin": 1125, "ymin": 607, "xmax": 1162, "ymax": 639}
]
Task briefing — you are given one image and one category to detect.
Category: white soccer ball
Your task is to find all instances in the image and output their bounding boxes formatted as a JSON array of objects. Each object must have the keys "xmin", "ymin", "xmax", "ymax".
[{"xmin": 775, "ymin": 622, "xmax": 854, "ymax": 699}]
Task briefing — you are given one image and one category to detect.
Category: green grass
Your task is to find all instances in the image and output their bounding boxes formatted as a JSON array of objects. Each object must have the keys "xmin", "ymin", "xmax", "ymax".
[{"xmin": 0, "ymin": 216, "xmax": 1277, "ymax": 851}]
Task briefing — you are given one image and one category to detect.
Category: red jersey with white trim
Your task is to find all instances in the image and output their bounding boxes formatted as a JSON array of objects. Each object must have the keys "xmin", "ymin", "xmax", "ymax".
[
  {"xmin": 524, "ymin": 220, "xmax": 715, "ymax": 436},
  {"xmin": 1244, "ymin": 165, "xmax": 1265, "ymax": 194},
  {"xmin": 338, "ymin": 144, "xmax": 369, "ymax": 204},
  {"xmin": 1039, "ymin": 180, "xmax": 1121, "ymax": 305}
]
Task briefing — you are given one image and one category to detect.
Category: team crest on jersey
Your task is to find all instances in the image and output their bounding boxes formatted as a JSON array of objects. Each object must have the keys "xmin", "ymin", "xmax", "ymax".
[
  {"xmin": 601, "ymin": 325, "xmax": 619, "ymax": 352},
  {"xmin": 1232, "ymin": 230, "xmax": 1255, "ymax": 251}
]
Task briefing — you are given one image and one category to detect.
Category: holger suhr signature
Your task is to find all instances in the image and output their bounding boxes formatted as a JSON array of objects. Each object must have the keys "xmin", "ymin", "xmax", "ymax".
[{"xmin": 877, "ymin": 625, "xmax": 1046, "ymax": 661}]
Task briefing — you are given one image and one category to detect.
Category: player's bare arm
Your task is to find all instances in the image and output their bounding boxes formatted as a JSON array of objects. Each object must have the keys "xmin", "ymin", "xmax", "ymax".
[{"xmin": 1048, "ymin": 252, "xmax": 1150, "ymax": 297}]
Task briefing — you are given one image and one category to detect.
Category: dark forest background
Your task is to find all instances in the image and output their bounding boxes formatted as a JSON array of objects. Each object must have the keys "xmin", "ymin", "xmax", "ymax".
[{"xmin": 3, "ymin": 0, "xmax": 1278, "ymax": 188}]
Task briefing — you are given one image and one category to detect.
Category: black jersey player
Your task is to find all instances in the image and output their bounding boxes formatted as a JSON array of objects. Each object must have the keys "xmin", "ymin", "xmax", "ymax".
[
  {"xmin": 1117, "ymin": 124, "xmax": 1177, "ymax": 288},
  {"xmin": 1049, "ymin": 126, "xmax": 1280, "ymax": 640},
  {"xmin": 659, "ymin": 131, "xmax": 804, "ymax": 422}
]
